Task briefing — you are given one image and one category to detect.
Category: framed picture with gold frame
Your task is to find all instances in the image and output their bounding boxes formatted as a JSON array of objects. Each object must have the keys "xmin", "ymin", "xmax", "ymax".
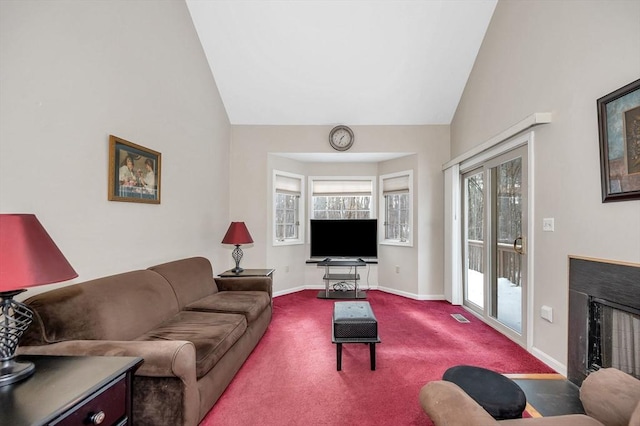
[
  {"xmin": 108, "ymin": 135, "xmax": 161, "ymax": 204},
  {"xmin": 597, "ymin": 79, "xmax": 640, "ymax": 202}
]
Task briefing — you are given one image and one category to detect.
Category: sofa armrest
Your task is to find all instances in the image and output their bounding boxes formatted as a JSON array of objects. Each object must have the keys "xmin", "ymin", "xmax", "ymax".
[
  {"xmin": 419, "ymin": 380, "xmax": 498, "ymax": 425},
  {"xmin": 18, "ymin": 340, "xmax": 196, "ymax": 381},
  {"xmin": 215, "ymin": 276, "xmax": 272, "ymax": 298},
  {"xmin": 580, "ymin": 368, "xmax": 640, "ymax": 426}
]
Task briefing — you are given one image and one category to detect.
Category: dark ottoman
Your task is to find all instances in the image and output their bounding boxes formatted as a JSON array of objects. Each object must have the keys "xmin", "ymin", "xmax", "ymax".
[
  {"xmin": 332, "ymin": 302, "xmax": 380, "ymax": 371},
  {"xmin": 443, "ymin": 365, "xmax": 527, "ymax": 419}
]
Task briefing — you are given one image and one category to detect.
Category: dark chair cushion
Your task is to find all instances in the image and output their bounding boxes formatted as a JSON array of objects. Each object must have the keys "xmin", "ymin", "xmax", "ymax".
[
  {"xmin": 333, "ymin": 301, "xmax": 378, "ymax": 339},
  {"xmin": 443, "ymin": 365, "xmax": 527, "ymax": 420}
]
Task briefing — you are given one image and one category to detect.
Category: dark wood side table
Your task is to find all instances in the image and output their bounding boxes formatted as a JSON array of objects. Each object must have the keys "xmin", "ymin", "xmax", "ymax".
[
  {"xmin": 1, "ymin": 355, "xmax": 143, "ymax": 426},
  {"xmin": 218, "ymin": 268, "xmax": 275, "ymax": 278}
]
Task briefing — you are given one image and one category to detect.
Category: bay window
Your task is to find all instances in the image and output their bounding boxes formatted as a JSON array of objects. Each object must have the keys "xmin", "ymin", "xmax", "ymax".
[
  {"xmin": 274, "ymin": 171, "xmax": 304, "ymax": 245},
  {"xmin": 380, "ymin": 170, "xmax": 412, "ymax": 245}
]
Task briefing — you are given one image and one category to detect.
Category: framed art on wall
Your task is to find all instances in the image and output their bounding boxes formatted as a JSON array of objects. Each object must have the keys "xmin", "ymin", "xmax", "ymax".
[
  {"xmin": 108, "ymin": 135, "xmax": 161, "ymax": 204},
  {"xmin": 597, "ymin": 78, "xmax": 640, "ymax": 202}
]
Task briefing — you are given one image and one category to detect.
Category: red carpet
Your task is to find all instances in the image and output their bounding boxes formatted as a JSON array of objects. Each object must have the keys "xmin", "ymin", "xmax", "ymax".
[{"xmin": 200, "ymin": 290, "xmax": 554, "ymax": 425}]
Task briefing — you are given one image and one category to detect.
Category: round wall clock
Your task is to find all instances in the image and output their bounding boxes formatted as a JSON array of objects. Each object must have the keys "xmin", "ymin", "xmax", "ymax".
[{"xmin": 329, "ymin": 125, "xmax": 354, "ymax": 151}]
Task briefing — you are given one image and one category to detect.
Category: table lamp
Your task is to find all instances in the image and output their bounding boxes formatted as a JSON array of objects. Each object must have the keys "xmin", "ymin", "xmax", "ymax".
[
  {"xmin": 0, "ymin": 214, "xmax": 78, "ymax": 386},
  {"xmin": 221, "ymin": 222, "xmax": 253, "ymax": 273}
]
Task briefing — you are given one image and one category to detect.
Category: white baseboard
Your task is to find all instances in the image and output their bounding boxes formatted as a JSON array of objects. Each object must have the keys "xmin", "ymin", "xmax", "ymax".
[
  {"xmin": 274, "ymin": 285, "xmax": 444, "ymax": 301},
  {"xmin": 376, "ymin": 286, "xmax": 445, "ymax": 301},
  {"xmin": 460, "ymin": 307, "xmax": 568, "ymax": 376},
  {"xmin": 530, "ymin": 346, "xmax": 567, "ymax": 376},
  {"xmin": 273, "ymin": 286, "xmax": 308, "ymax": 297}
]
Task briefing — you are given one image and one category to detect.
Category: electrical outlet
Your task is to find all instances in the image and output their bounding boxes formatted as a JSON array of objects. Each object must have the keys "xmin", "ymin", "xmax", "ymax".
[
  {"xmin": 395, "ymin": 265, "xmax": 400, "ymax": 274},
  {"xmin": 285, "ymin": 265, "xmax": 289, "ymax": 273},
  {"xmin": 542, "ymin": 218, "xmax": 555, "ymax": 232}
]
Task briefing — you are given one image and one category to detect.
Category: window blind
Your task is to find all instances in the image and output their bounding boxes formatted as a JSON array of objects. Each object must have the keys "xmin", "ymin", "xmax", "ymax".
[
  {"xmin": 312, "ymin": 180, "xmax": 372, "ymax": 196},
  {"xmin": 275, "ymin": 174, "xmax": 302, "ymax": 195},
  {"xmin": 382, "ymin": 175, "xmax": 410, "ymax": 195}
]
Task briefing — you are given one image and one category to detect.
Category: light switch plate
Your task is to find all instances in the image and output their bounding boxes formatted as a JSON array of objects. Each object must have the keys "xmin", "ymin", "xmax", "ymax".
[
  {"xmin": 541, "ymin": 305, "xmax": 553, "ymax": 323},
  {"xmin": 543, "ymin": 218, "xmax": 554, "ymax": 232}
]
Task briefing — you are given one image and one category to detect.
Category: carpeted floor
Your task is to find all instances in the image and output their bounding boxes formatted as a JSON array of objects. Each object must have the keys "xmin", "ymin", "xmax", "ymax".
[{"xmin": 199, "ymin": 290, "xmax": 555, "ymax": 425}]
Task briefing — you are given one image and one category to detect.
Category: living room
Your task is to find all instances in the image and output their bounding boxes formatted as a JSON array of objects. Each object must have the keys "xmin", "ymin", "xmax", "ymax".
[{"xmin": 1, "ymin": 0, "xmax": 639, "ymax": 424}]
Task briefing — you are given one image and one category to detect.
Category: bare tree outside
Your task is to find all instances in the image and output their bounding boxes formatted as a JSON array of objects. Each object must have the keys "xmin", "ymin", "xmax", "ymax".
[
  {"xmin": 313, "ymin": 196, "xmax": 371, "ymax": 219},
  {"xmin": 466, "ymin": 173, "xmax": 484, "ymax": 275},
  {"xmin": 497, "ymin": 158, "xmax": 522, "ymax": 287},
  {"xmin": 466, "ymin": 157, "xmax": 522, "ymax": 286}
]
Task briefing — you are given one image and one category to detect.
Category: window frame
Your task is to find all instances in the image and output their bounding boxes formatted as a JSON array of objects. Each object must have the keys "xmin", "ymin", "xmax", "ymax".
[
  {"xmin": 273, "ymin": 170, "xmax": 305, "ymax": 246},
  {"xmin": 379, "ymin": 170, "xmax": 413, "ymax": 247}
]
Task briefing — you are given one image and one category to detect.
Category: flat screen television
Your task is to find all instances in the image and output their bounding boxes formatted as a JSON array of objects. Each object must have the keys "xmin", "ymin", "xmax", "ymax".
[{"xmin": 310, "ymin": 219, "xmax": 378, "ymax": 259}]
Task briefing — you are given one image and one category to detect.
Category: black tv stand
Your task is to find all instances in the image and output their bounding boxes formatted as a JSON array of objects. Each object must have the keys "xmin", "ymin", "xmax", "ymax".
[{"xmin": 317, "ymin": 258, "xmax": 367, "ymax": 299}]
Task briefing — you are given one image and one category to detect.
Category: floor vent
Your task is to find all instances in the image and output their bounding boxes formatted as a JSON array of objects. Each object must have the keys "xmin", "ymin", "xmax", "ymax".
[{"xmin": 451, "ymin": 313, "xmax": 470, "ymax": 323}]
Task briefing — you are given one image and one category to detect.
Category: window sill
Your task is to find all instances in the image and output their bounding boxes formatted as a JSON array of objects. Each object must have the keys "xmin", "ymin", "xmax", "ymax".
[
  {"xmin": 380, "ymin": 240, "xmax": 412, "ymax": 247},
  {"xmin": 273, "ymin": 240, "xmax": 304, "ymax": 247}
]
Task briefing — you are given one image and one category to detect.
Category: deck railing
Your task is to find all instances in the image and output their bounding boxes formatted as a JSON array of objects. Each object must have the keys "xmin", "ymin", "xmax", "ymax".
[{"xmin": 467, "ymin": 239, "xmax": 521, "ymax": 286}]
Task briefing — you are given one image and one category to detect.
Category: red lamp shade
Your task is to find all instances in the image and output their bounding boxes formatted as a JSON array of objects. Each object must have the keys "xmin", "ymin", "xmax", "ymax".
[
  {"xmin": 221, "ymin": 222, "xmax": 253, "ymax": 245},
  {"xmin": 0, "ymin": 214, "xmax": 78, "ymax": 387},
  {"xmin": 0, "ymin": 214, "xmax": 78, "ymax": 291}
]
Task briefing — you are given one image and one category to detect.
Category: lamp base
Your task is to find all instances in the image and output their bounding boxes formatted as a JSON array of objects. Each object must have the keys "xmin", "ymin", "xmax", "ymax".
[
  {"xmin": 231, "ymin": 245, "xmax": 244, "ymax": 274},
  {"xmin": 0, "ymin": 358, "xmax": 35, "ymax": 386},
  {"xmin": 1, "ymin": 289, "xmax": 35, "ymax": 386}
]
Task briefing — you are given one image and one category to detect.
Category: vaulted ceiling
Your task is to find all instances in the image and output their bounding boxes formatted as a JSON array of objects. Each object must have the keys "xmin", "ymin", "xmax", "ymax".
[{"xmin": 186, "ymin": 0, "xmax": 497, "ymax": 126}]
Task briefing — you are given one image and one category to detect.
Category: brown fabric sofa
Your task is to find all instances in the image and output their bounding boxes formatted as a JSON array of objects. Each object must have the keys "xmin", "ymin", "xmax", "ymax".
[
  {"xmin": 420, "ymin": 367, "xmax": 640, "ymax": 426},
  {"xmin": 17, "ymin": 256, "xmax": 272, "ymax": 426}
]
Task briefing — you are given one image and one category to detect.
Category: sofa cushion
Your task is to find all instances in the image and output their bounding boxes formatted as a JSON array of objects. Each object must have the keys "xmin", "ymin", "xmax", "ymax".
[
  {"xmin": 184, "ymin": 291, "xmax": 271, "ymax": 323},
  {"xmin": 22, "ymin": 270, "xmax": 179, "ymax": 344},
  {"xmin": 420, "ymin": 380, "xmax": 498, "ymax": 425},
  {"xmin": 580, "ymin": 368, "xmax": 640, "ymax": 426},
  {"xmin": 149, "ymin": 257, "xmax": 218, "ymax": 309},
  {"xmin": 135, "ymin": 311, "xmax": 247, "ymax": 378},
  {"xmin": 629, "ymin": 401, "xmax": 640, "ymax": 426}
]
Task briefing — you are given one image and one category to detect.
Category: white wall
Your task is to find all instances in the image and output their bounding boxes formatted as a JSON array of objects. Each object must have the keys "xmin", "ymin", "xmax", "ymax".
[
  {"xmin": 230, "ymin": 125, "xmax": 449, "ymax": 298},
  {"xmin": 0, "ymin": 0, "xmax": 231, "ymax": 295},
  {"xmin": 378, "ymin": 155, "xmax": 419, "ymax": 297},
  {"xmin": 267, "ymin": 154, "xmax": 312, "ymax": 294},
  {"xmin": 451, "ymin": 0, "xmax": 640, "ymax": 372}
]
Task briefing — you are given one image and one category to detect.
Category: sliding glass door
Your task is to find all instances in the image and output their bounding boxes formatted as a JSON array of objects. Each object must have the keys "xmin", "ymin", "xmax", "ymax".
[
  {"xmin": 489, "ymin": 150, "xmax": 526, "ymax": 334},
  {"xmin": 463, "ymin": 146, "xmax": 528, "ymax": 340}
]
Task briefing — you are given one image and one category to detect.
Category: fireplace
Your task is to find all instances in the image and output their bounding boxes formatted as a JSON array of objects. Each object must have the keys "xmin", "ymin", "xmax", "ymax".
[{"xmin": 568, "ymin": 257, "xmax": 640, "ymax": 386}]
